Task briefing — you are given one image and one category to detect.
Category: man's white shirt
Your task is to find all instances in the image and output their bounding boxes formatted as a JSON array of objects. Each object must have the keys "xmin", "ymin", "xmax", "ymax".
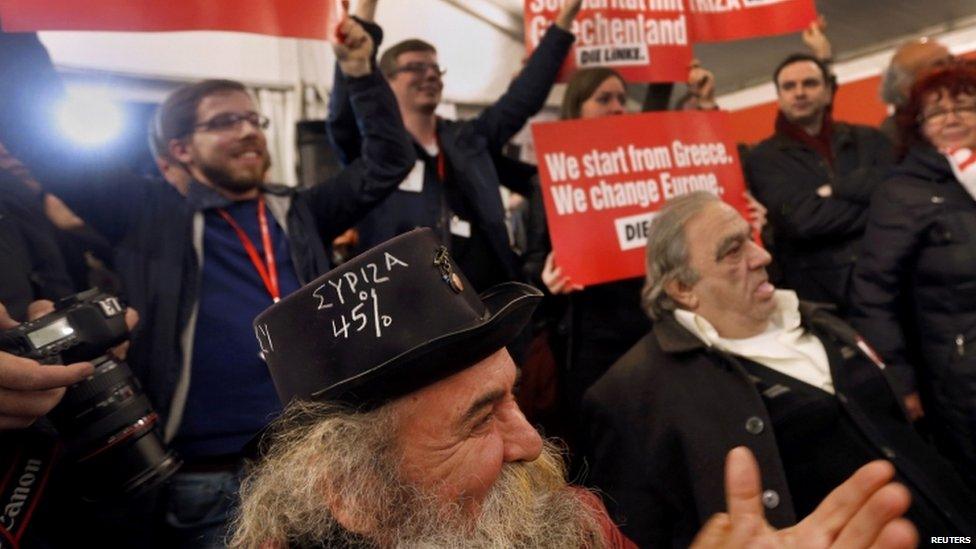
[{"xmin": 674, "ymin": 290, "xmax": 835, "ymax": 394}]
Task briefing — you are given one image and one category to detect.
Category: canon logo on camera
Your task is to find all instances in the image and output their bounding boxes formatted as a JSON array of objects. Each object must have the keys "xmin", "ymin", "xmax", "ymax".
[{"xmin": 0, "ymin": 458, "xmax": 43, "ymax": 532}]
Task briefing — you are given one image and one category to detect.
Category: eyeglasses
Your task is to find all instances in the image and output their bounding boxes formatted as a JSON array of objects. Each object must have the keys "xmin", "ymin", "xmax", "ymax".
[
  {"xmin": 917, "ymin": 104, "xmax": 976, "ymax": 125},
  {"xmin": 193, "ymin": 112, "xmax": 270, "ymax": 133},
  {"xmin": 389, "ymin": 62, "xmax": 447, "ymax": 77}
]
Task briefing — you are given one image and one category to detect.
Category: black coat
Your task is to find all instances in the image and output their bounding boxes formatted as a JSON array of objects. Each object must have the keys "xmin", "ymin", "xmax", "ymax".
[
  {"xmin": 327, "ymin": 23, "xmax": 574, "ymax": 285},
  {"xmin": 0, "ymin": 186, "xmax": 74, "ymax": 320},
  {"xmin": 582, "ymin": 304, "xmax": 975, "ymax": 548},
  {"xmin": 851, "ymin": 145, "xmax": 976, "ymax": 484},
  {"xmin": 745, "ymin": 123, "xmax": 893, "ymax": 314}
]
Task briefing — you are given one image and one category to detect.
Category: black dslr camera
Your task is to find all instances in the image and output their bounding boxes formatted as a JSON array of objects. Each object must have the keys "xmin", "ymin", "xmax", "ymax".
[{"xmin": 0, "ymin": 290, "xmax": 180, "ymax": 499}]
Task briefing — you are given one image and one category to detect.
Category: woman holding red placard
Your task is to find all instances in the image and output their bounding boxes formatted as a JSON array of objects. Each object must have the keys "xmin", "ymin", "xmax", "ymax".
[{"xmin": 524, "ymin": 68, "xmax": 649, "ymax": 468}]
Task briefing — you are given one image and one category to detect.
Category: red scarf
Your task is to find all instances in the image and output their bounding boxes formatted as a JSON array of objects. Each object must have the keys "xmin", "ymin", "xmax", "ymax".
[{"xmin": 774, "ymin": 109, "xmax": 835, "ymax": 168}]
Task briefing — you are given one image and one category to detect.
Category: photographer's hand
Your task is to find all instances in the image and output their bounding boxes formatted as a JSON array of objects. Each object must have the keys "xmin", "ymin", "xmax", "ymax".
[{"xmin": 0, "ymin": 301, "xmax": 94, "ymax": 430}]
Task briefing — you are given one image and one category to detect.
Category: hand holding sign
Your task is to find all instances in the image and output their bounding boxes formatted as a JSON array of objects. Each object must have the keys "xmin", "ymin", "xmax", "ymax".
[
  {"xmin": 802, "ymin": 15, "xmax": 832, "ymax": 60},
  {"xmin": 554, "ymin": 0, "xmax": 584, "ymax": 30},
  {"xmin": 541, "ymin": 252, "xmax": 584, "ymax": 295},
  {"xmin": 687, "ymin": 60, "xmax": 717, "ymax": 110},
  {"xmin": 334, "ymin": 18, "xmax": 375, "ymax": 78}
]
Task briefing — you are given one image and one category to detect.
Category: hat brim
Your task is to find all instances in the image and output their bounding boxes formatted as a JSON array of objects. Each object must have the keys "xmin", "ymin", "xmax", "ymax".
[
  {"xmin": 312, "ymin": 281, "xmax": 542, "ymax": 407},
  {"xmin": 244, "ymin": 281, "xmax": 541, "ymax": 460}
]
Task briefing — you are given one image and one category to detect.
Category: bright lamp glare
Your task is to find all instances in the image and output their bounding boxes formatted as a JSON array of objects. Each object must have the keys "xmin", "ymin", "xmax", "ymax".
[{"xmin": 55, "ymin": 92, "xmax": 125, "ymax": 147}]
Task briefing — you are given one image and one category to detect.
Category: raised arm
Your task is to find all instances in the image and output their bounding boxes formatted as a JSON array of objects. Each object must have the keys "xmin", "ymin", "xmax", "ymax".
[
  {"xmin": 326, "ymin": 11, "xmax": 384, "ymax": 166},
  {"xmin": 469, "ymin": 0, "xmax": 580, "ymax": 152},
  {"xmin": 308, "ymin": 18, "xmax": 415, "ymax": 240}
]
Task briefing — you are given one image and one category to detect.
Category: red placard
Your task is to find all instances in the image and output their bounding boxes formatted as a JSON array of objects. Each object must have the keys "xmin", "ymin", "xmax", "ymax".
[
  {"xmin": 524, "ymin": 1, "xmax": 692, "ymax": 83},
  {"xmin": 687, "ymin": 0, "xmax": 816, "ymax": 43},
  {"xmin": 0, "ymin": 0, "xmax": 343, "ymax": 40},
  {"xmin": 532, "ymin": 110, "xmax": 749, "ymax": 286}
]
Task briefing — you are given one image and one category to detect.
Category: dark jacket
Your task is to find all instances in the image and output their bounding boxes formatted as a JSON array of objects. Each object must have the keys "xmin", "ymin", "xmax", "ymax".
[
  {"xmin": 327, "ymin": 23, "xmax": 574, "ymax": 282},
  {"xmin": 745, "ymin": 123, "xmax": 893, "ymax": 314},
  {"xmin": 0, "ymin": 187, "xmax": 74, "ymax": 320},
  {"xmin": 582, "ymin": 303, "xmax": 975, "ymax": 548},
  {"xmin": 40, "ymin": 71, "xmax": 415, "ymax": 437},
  {"xmin": 851, "ymin": 144, "xmax": 976, "ymax": 482}
]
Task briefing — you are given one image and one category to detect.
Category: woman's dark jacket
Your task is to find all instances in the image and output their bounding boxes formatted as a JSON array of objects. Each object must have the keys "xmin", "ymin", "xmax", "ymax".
[{"xmin": 851, "ymin": 144, "xmax": 976, "ymax": 484}]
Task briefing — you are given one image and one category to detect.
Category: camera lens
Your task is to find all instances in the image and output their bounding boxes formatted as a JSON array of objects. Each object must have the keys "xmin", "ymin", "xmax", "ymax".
[{"xmin": 48, "ymin": 355, "xmax": 181, "ymax": 499}]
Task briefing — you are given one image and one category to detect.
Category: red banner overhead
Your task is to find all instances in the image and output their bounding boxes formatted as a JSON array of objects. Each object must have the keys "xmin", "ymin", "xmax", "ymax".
[
  {"xmin": 532, "ymin": 110, "xmax": 750, "ymax": 286},
  {"xmin": 524, "ymin": 0, "xmax": 693, "ymax": 84},
  {"xmin": 0, "ymin": 0, "xmax": 344, "ymax": 40},
  {"xmin": 686, "ymin": 0, "xmax": 817, "ymax": 43}
]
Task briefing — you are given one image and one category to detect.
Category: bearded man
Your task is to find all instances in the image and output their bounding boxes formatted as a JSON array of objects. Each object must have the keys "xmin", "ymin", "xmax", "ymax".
[
  {"xmin": 25, "ymin": 18, "xmax": 415, "ymax": 546},
  {"xmin": 232, "ymin": 228, "xmax": 917, "ymax": 548}
]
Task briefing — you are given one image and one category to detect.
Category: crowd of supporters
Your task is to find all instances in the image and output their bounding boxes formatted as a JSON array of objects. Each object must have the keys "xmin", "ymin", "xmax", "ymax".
[{"xmin": 1, "ymin": 2, "xmax": 975, "ymax": 547}]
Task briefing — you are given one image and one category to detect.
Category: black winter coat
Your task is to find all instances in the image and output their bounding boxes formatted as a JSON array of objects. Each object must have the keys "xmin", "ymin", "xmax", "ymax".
[
  {"xmin": 851, "ymin": 145, "xmax": 976, "ymax": 484},
  {"xmin": 745, "ymin": 123, "xmax": 893, "ymax": 314},
  {"xmin": 327, "ymin": 22, "xmax": 575, "ymax": 286},
  {"xmin": 582, "ymin": 303, "xmax": 976, "ymax": 548}
]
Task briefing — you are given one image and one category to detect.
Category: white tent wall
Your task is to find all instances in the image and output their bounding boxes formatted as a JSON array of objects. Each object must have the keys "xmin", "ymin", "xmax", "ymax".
[
  {"xmin": 36, "ymin": 2, "xmax": 976, "ymax": 185},
  {"xmin": 717, "ymin": 20, "xmax": 976, "ymax": 112},
  {"xmin": 34, "ymin": 1, "xmax": 539, "ymax": 186}
]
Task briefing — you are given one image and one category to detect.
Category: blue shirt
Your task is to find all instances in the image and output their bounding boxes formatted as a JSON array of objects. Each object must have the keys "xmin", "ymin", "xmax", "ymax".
[{"xmin": 175, "ymin": 198, "xmax": 302, "ymax": 458}]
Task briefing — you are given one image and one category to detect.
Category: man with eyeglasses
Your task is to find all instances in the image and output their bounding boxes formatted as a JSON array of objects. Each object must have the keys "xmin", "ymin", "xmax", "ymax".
[
  {"xmin": 327, "ymin": 0, "xmax": 581, "ymax": 296},
  {"xmin": 28, "ymin": 19, "xmax": 414, "ymax": 547},
  {"xmin": 743, "ymin": 54, "xmax": 894, "ymax": 322}
]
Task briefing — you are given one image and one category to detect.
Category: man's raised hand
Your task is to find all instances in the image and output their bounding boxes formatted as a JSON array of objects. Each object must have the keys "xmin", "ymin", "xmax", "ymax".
[
  {"xmin": 692, "ymin": 447, "xmax": 917, "ymax": 548},
  {"xmin": 334, "ymin": 19, "xmax": 375, "ymax": 78}
]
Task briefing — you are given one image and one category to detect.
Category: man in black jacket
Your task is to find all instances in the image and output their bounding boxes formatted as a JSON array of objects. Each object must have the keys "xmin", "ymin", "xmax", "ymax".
[
  {"xmin": 583, "ymin": 192, "xmax": 976, "ymax": 548},
  {"xmin": 745, "ymin": 54, "xmax": 893, "ymax": 316},
  {"xmin": 327, "ymin": 0, "xmax": 580, "ymax": 293}
]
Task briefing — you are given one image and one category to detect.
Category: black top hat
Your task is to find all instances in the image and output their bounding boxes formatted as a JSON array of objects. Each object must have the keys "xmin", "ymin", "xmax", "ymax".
[{"xmin": 253, "ymin": 228, "xmax": 542, "ymax": 408}]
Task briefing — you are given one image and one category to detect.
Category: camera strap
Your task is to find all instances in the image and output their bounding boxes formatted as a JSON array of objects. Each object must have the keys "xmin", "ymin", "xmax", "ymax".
[
  {"xmin": 0, "ymin": 431, "xmax": 59, "ymax": 549},
  {"xmin": 216, "ymin": 194, "xmax": 281, "ymax": 302}
]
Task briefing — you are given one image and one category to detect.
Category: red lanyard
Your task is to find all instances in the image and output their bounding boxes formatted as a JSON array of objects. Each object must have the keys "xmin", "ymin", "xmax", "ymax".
[
  {"xmin": 435, "ymin": 130, "xmax": 446, "ymax": 182},
  {"xmin": 436, "ymin": 150, "xmax": 446, "ymax": 182},
  {"xmin": 216, "ymin": 195, "xmax": 281, "ymax": 302}
]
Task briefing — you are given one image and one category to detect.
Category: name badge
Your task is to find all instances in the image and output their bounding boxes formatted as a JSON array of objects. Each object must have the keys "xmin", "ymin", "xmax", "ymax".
[
  {"xmin": 398, "ymin": 160, "xmax": 425, "ymax": 193},
  {"xmin": 450, "ymin": 215, "xmax": 471, "ymax": 238}
]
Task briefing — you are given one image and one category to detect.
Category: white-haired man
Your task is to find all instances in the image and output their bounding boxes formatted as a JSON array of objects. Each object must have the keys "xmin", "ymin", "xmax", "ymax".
[
  {"xmin": 583, "ymin": 192, "xmax": 976, "ymax": 547},
  {"xmin": 232, "ymin": 228, "xmax": 918, "ymax": 548}
]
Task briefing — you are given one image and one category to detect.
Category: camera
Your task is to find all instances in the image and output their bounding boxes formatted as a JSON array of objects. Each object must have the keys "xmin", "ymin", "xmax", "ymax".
[{"xmin": 0, "ymin": 289, "xmax": 180, "ymax": 499}]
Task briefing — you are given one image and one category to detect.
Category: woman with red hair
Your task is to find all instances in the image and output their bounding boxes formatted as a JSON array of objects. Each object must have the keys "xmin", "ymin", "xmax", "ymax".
[{"xmin": 852, "ymin": 62, "xmax": 976, "ymax": 489}]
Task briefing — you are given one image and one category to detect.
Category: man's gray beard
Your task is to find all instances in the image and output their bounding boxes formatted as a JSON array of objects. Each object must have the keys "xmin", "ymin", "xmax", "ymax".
[
  {"xmin": 382, "ymin": 441, "xmax": 605, "ymax": 549},
  {"xmin": 230, "ymin": 403, "xmax": 605, "ymax": 549}
]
